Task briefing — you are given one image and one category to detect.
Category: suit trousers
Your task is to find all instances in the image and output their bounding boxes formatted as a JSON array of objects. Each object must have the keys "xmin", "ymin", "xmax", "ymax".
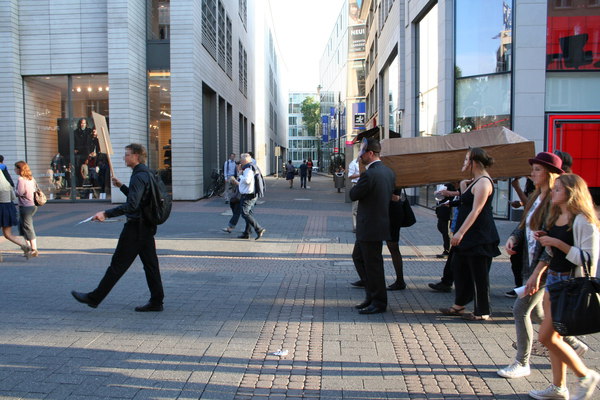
[
  {"xmin": 452, "ymin": 251, "xmax": 492, "ymax": 316},
  {"xmin": 352, "ymin": 240, "xmax": 387, "ymax": 308},
  {"xmin": 89, "ymin": 220, "xmax": 164, "ymax": 305}
]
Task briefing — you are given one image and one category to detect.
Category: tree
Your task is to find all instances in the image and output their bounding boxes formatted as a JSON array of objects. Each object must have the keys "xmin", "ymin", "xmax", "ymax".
[{"xmin": 300, "ymin": 96, "xmax": 320, "ymax": 136}]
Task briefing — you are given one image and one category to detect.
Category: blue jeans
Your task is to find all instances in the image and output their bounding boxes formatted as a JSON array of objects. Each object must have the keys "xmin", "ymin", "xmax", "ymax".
[
  {"xmin": 228, "ymin": 201, "xmax": 242, "ymax": 228},
  {"xmin": 546, "ymin": 271, "xmax": 571, "ymax": 287},
  {"xmin": 241, "ymin": 194, "xmax": 262, "ymax": 235}
]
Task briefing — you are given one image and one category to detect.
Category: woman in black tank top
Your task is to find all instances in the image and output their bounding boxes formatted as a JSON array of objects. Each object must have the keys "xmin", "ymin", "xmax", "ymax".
[{"xmin": 439, "ymin": 148, "xmax": 500, "ymax": 321}]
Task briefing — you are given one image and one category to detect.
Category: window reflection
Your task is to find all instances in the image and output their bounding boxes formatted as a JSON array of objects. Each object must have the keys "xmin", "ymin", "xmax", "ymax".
[
  {"xmin": 147, "ymin": 0, "xmax": 170, "ymax": 40},
  {"xmin": 546, "ymin": 1, "xmax": 600, "ymax": 71},
  {"xmin": 455, "ymin": 0, "xmax": 512, "ymax": 77}
]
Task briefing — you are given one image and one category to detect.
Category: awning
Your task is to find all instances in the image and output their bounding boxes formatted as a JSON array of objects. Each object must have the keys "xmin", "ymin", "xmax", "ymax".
[{"xmin": 353, "ymin": 126, "xmax": 380, "ymax": 143}]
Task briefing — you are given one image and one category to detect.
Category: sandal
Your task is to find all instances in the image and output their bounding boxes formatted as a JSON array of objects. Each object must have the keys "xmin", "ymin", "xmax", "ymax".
[
  {"xmin": 439, "ymin": 306, "xmax": 465, "ymax": 316},
  {"xmin": 461, "ymin": 313, "xmax": 490, "ymax": 321}
]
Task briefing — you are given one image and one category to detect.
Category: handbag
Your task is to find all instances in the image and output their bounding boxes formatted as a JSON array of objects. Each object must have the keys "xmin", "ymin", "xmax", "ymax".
[
  {"xmin": 399, "ymin": 189, "xmax": 416, "ymax": 228},
  {"xmin": 33, "ymin": 179, "xmax": 47, "ymax": 206},
  {"xmin": 547, "ymin": 249, "xmax": 600, "ymax": 336}
]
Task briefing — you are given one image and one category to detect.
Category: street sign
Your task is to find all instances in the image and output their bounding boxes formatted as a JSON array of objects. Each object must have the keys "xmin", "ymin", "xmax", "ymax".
[{"xmin": 334, "ymin": 147, "xmax": 339, "ymax": 153}]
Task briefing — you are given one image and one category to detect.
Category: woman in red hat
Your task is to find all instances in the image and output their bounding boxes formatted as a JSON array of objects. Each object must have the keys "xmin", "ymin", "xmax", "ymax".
[{"xmin": 497, "ymin": 152, "xmax": 587, "ymax": 380}]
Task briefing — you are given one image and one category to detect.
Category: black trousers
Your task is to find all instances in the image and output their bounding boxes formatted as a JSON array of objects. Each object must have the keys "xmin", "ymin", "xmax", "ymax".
[
  {"xmin": 89, "ymin": 221, "xmax": 164, "ymax": 305},
  {"xmin": 440, "ymin": 247, "xmax": 454, "ymax": 286},
  {"xmin": 452, "ymin": 251, "xmax": 492, "ymax": 316},
  {"xmin": 352, "ymin": 240, "xmax": 387, "ymax": 308},
  {"xmin": 437, "ymin": 218, "xmax": 451, "ymax": 252}
]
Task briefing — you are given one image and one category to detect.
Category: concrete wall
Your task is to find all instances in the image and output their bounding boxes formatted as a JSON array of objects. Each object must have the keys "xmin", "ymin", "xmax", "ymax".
[{"xmin": 512, "ymin": 0, "xmax": 547, "ymax": 152}]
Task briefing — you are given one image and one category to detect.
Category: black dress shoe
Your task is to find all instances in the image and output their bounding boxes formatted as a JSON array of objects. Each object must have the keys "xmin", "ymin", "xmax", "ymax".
[
  {"xmin": 354, "ymin": 300, "xmax": 371, "ymax": 309},
  {"xmin": 387, "ymin": 282, "xmax": 407, "ymax": 291},
  {"xmin": 134, "ymin": 302, "xmax": 163, "ymax": 312},
  {"xmin": 255, "ymin": 228, "xmax": 266, "ymax": 240},
  {"xmin": 358, "ymin": 305, "xmax": 386, "ymax": 315},
  {"xmin": 71, "ymin": 291, "xmax": 99, "ymax": 308},
  {"xmin": 350, "ymin": 280, "xmax": 365, "ymax": 288},
  {"xmin": 428, "ymin": 282, "xmax": 452, "ymax": 293},
  {"xmin": 237, "ymin": 234, "xmax": 250, "ymax": 239}
]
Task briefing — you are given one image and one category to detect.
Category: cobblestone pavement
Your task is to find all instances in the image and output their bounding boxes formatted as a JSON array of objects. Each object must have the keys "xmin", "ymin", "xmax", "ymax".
[{"xmin": 1, "ymin": 173, "xmax": 598, "ymax": 399}]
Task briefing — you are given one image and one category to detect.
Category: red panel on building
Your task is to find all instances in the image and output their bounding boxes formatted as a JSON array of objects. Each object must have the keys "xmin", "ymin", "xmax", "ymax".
[{"xmin": 548, "ymin": 114, "xmax": 600, "ymax": 187}]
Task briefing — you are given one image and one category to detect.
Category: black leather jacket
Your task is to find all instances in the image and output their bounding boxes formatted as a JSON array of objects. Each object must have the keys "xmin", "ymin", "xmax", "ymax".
[{"xmin": 105, "ymin": 163, "xmax": 152, "ymax": 223}]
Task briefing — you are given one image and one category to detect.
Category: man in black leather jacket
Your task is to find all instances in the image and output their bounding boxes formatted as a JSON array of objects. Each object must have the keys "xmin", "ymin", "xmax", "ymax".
[{"xmin": 71, "ymin": 143, "xmax": 164, "ymax": 312}]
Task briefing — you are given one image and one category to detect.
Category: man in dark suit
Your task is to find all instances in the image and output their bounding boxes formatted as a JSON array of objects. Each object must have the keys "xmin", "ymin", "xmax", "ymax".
[{"xmin": 350, "ymin": 138, "xmax": 396, "ymax": 314}]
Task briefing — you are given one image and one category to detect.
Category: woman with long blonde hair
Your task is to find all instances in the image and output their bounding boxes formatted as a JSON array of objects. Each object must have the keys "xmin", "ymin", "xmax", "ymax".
[
  {"xmin": 498, "ymin": 153, "xmax": 587, "ymax": 379},
  {"xmin": 527, "ymin": 174, "xmax": 600, "ymax": 400},
  {"xmin": 14, "ymin": 161, "xmax": 38, "ymax": 257}
]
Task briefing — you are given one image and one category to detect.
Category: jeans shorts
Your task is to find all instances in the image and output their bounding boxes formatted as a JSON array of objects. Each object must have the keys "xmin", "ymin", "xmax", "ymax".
[{"xmin": 546, "ymin": 271, "xmax": 571, "ymax": 287}]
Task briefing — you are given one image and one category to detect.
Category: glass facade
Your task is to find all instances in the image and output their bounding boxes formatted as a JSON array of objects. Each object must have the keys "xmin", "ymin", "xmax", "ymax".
[
  {"xmin": 417, "ymin": 3, "xmax": 439, "ymax": 137},
  {"xmin": 546, "ymin": 1, "xmax": 600, "ymax": 71},
  {"xmin": 455, "ymin": 0, "xmax": 512, "ymax": 131},
  {"xmin": 147, "ymin": 0, "xmax": 170, "ymax": 40}
]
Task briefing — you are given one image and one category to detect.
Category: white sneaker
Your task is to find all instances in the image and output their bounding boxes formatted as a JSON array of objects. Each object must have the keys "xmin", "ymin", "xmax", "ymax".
[
  {"xmin": 574, "ymin": 342, "xmax": 589, "ymax": 358},
  {"xmin": 497, "ymin": 361, "xmax": 530, "ymax": 379},
  {"xmin": 572, "ymin": 370, "xmax": 600, "ymax": 400},
  {"xmin": 529, "ymin": 384, "xmax": 569, "ymax": 399}
]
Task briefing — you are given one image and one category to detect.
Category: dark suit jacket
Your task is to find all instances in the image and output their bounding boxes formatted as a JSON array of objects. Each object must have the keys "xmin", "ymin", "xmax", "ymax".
[{"xmin": 349, "ymin": 160, "xmax": 396, "ymax": 242}]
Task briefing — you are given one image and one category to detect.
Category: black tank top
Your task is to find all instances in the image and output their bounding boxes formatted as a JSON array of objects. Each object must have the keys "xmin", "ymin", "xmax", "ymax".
[
  {"xmin": 455, "ymin": 176, "xmax": 500, "ymax": 257},
  {"xmin": 547, "ymin": 224, "xmax": 575, "ymax": 273}
]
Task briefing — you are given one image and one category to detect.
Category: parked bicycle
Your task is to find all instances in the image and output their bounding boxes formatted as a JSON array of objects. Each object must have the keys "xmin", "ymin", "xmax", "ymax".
[{"xmin": 205, "ymin": 169, "xmax": 226, "ymax": 198}]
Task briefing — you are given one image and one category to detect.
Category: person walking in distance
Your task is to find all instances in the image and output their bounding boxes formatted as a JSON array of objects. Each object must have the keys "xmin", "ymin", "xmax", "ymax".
[
  {"xmin": 306, "ymin": 158, "xmax": 314, "ymax": 181},
  {"xmin": 350, "ymin": 138, "xmax": 395, "ymax": 314},
  {"xmin": 71, "ymin": 143, "xmax": 164, "ymax": 312},
  {"xmin": 237, "ymin": 153, "xmax": 266, "ymax": 240},
  {"xmin": 223, "ymin": 153, "xmax": 237, "ymax": 202},
  {"xmin": 299, "ymin": 160, "xmax": 308, "ymax": 189},
  {"xmin": 14, "ymin": 161, "xmax": 39, "ymax": 257}
]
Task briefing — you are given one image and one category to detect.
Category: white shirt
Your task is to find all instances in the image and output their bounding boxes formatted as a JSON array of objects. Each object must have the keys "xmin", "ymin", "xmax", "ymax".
[
  {"xmin": 348, "ymin": 159, "xmax": 360, "ymax": 184},
  {"xmin": 239, "ymin": 165, "xmax": 255, "ymax": 194}
]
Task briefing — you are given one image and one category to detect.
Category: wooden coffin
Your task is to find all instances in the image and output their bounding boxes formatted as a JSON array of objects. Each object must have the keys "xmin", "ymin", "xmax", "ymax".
[{"xmin": 380, "ymin": 127, "xmax": 535, "ymax": 188}]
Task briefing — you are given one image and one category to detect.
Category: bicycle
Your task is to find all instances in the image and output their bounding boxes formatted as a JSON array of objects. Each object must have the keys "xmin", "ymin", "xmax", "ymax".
[{"xmin": 205, "ymin": 169, "xmax": 226, "ymax": 198}]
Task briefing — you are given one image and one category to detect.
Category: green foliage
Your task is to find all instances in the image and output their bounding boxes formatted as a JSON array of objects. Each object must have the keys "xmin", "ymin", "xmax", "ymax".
[{"xmin": 300, "ymin": 97, "xmax": 320, "ymax": 136}]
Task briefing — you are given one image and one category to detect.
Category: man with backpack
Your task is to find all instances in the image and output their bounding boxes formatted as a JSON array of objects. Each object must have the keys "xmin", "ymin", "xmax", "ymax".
[
  {"xmin": 237, "ymin": 153, "xmax": 266, "ymax": 240},
  {"xmin": 71, "ymin": 143, "xmax": 165, "ymax": 312}
]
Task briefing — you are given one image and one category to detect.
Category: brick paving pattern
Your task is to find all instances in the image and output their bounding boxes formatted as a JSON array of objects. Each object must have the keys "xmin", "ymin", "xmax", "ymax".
[{"xmin": 0, "ymin": 173, "xmax": 598, "ymax": 399}]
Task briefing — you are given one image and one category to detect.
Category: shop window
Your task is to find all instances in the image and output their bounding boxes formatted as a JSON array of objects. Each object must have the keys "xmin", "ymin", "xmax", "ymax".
[
  {"xmin": 148, "ymin": 71, "xmax": 172, "ymax": 188},
  {"xmin": 23, "ymin": 75, "xmax": 110, "ymax": 201}
]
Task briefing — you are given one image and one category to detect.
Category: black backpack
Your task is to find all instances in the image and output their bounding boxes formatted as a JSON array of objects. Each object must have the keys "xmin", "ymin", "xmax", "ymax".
[
  {"xmin": 143, "ymin": 170, "xmax": 172, "ymax": 225},
  {"xmin": 250, "ymin": 165, "xmax": 266, "ymax": 198}
]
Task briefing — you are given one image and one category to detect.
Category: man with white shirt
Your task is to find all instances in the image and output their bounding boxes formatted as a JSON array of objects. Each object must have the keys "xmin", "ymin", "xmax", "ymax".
[
  {"xmin": 223, "ymin": 153, "xmax": 237, "ymax": 202},
  {"xmin": 348, "ymin": 156, "xmax": 361, "ymax": 233},
  {"xmin": 237, "ymin": 153, "xmax": 266, "ymax": 240}
]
